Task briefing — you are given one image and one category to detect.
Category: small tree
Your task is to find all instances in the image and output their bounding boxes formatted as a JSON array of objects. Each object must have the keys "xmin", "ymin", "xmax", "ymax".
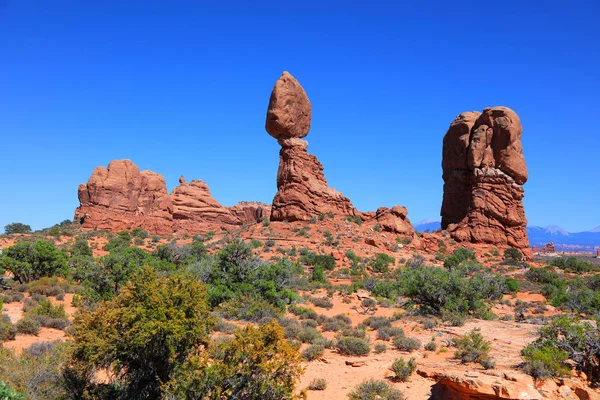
[
  {"xmin": 4, "ymin": 223, "xmax": 31, "ymax": 235},
  {"xmin": 504, "ymin": 248, "xmax": 523, "ymax": 261},
  {"xmin": 357, "ymin": 298, "xmax": 377, "ymax": 315},
  {"xmin": 0, "ymin": 241, "xmax": 67, "ymax": 283},
  {"xmin": 70, "ymin": 267, "xmax": 215, "ymax": 399},
  {"xmin": 166, "ymin": 321, "xmax": 303, "ymax": 400}
]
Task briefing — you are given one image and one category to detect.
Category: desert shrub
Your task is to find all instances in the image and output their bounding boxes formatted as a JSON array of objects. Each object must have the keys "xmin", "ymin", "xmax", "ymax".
[
  {"xmin": 339, "ymin": 326, "xmax": 367, "ymax": 339},
  {"xmin": 392, "ymin": 335, "xmax": 421, "ymax": 352},
  {"xmin": 321, "ymin": 315, "xmax": 351, "ymax": 332},
  {"xmin": 0, "ymin": 241, "xmax": 67, "ymax": 283},
  {"xmin": 300, "ymin": 251, "xmax": 336, "ymax": 271},
  {"xmin": 522, "ymin": 345, "xmax": 570, "ymax": 381},
  {"xmin": 0, "ymin": 341, "xmax": 70, "ymax": 400},
  {"xmin": 551, "ymin": 256, "xmax": 597, "ymax": 274},
  {"xmin": 0, "ymin": 381, "xmax": 22, "ymax": 400},
  {"xmin": 0, "ymin": 315, "xmax": 16, "ymax": 341},
  {"xmin": 374, "ymin": 342, "xmax": 387, "ymax": 354},
  {"xmin": 391, "ymin": 357, "xmax": 417, "ymax": 382},
  {"xmin": 400, "ymin": 266, "xmax": 506, "ymax": 319},
  {"xmin": 453, "ymin": 328, "xmax": 491, "ymax": 364},
  {"xmin": 1, "ymin": 292, "xmax": 23, "ymax": 304},
  {"xmin": 298, "ymin": 327, "xmax": 322, "ymax": 344},
  {"xmin": 70, "ymin": 236, "xmax": 93, "ymax": 257},
  {"xmin": 369, "ymin": 253, "xmax": 395, "ymax": 273},
  {"xmin": 504, "ymin": 247, "xmax": 522, "ymax": 261},
  {"xmin": 130, "ymin": 227, "xmax": 148, "ymax": 239},
  {"xmin": 306, "ymin": 295, "xmax": 333, "ymax": 309},
  {"xmin": 218, "ymin": 296, "xmax": 284, "ymax": 322},
  {"xmin": 346, "ymin": 216, "xmax": 362, "ymax": 225},
  {"xmin": 480, "ymin": 358, "xmax": 496, "ymax": 370},
  {"xmin": 165, "ymin": 321, "xmax": 303, "ymax": 400},
  {"xmin": 443, "ymin": 248, "xmax": 476, "ymax": 271},
  {"xmin": 307, "ymin": 378, "xmax": 327, "ymax": 390},
  {"xmin": 214, "ymin": 319, "xmax": 236, "ymax": 334},
  {"xmin": 69, "ymin": 267, "xmax": 216, "ymax": 399},
  {"xmin": 336, "ymin": 337, "xmax": 370, "ymax": 356},
  {"xmin": 422, "ymin": 318, "xmax": 437, "ymax": 329},
  {"xmin": 405, "ymin": 254, "xmax": 426, "ymax": 269},
  {"xmin": 301, "ymin": 319, "xmax": 318, "ymax": 328},
  {"xmin": 348, "ymin": 379, "xmax": 404, "ymax": 400},
  {"xmin": 302, "ymin": 344, "xmax": 325, "ymax": 361},
  {"xmin": 377, "ymin": 326, "xmax": 404, "ymax": 341},
  {"xmin": 289, "ymin": 305, "xmax": 319, "ymax": 320},
  {"xmin": 505, "ymin": 277, "xmax": 519, "ymax": 293},
  {"xmin": 363, "ymin": 316, "xmax": 391, "ymax": 330},
  {"xmin": 424, "ymin": 341, "xmax": 437, "ymax": 351},
  {"xmin": 523, "ymin": 316, "xmax": 600, "ymax": 384},
  {"xmin": 15, "ymin": 318, "xmax": 40, "ymax": 335},
  {"xmin": 357, "ymin": 298, "xmax": 377, "ymax": 315}
]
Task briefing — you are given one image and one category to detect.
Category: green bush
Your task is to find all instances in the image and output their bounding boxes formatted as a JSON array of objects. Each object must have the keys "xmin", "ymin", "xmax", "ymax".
[
  {"xmin": 15, "ymin": 318, "xmax": 40, "ymax": 335},
  {"xmin": 131, "ymin": 228, "xmax": 148, "ymax": 239},
  {"xmin": 336, "ymin": 337, "xmax": 370, "ymax": 356},
  {"xmin": 348, "ymin": 379, "xmax": 403, "ymax": 400},
  {"xmin": 424, "ymin": 341, "xmax": 437, "ymax": 351},
  {"xmin": 505, "ymin": 278, "xmax": 519, "ymax": 293},
  {"xmin": 0, "ymin": 381, "xmax": 23, "ymax": 400},
  {"xmin": 374, "ymin": 343, "xmax": 387, "ymax": 354},
  {"xmin": 369, "ymin": 253, "xmax": 395, "ymax": 273},
  {"xmin": 391, "ymin": 357, "xmax": 416, "ymax": 382},
  {"xmin": 307, "ymin": 378, "xmax": 327, "ymax": 390},
  {"xmin": 377, "ymin": 326, "xmax": 404, "ymax": 341},
  {"xmin": 392, "ymin": 335, "xmax": 421, "ymax": 352},
  {"xmin": 0, "ymin": 316, "xmax": 16, "ymax": 341},
  {"xmin": 504, "ymin": 248, "xmax": 522, "ymax": 261},
  {"xmin": 453, "ymin": 328, "xmax": 491, "ymax": 364},
  {"xmin": 0, "ymin": 341, "xmax": 69, "ymax": 400},
  {"xmin": 298, "ymin": 327, "xmax": 322, "ymax": 344},
  {"xmin": 522, "ymin": 345, "xmax": 570, "ymax": 381},
  {"xmin": 302, "ymin": 344, "xmax": 325, "ymax": 361}
]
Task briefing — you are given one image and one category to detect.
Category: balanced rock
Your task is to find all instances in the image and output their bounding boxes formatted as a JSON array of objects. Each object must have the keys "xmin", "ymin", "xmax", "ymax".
[
  {"xmin": 266, "ymin": 72, "xmax": 360, "ymax": 221},
  {"xmin": 441, "ymin": 107, "xmax": 530, "ymax": 252}
]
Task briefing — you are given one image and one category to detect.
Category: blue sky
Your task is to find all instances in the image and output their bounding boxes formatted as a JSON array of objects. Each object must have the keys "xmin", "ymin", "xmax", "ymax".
[{"xmin": 1, "ymin": 1, "xmax": 599, "ymax": 232}]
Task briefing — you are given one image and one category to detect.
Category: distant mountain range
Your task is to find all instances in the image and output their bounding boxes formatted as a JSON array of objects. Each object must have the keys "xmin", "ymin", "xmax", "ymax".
[{"xmin": 414, "ymin": 221, "xmax": 600, "ymax": 252}]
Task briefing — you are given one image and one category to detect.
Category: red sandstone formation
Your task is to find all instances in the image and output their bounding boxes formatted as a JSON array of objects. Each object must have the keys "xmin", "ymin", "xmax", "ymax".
[
  {"xmin": 75, "ymin": 160, "xmax": 269, "ymax": 235},
  {"xmin": 532, "ymin": 242, "xmax": 556, "ymax": 254},
  {"xmin": 265, "ymin": 71, "xmax": 414, "ymax": 235},
  {"xmin": 441, "ymin": 107, "xmax": 530, "ymax": 252},
  {"xmin": 266, "ymin": 72, "xmax": 359, "ymax": 222},
  {"xmin": 76, "ymin": 160, "xmax": 174, "ymax": 234}
]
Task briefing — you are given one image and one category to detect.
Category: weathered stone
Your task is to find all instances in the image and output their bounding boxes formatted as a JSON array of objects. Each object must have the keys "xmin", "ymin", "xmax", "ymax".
[{"xmin": 441, "ymin": 107, "xmax": 530, "ymax": 253}]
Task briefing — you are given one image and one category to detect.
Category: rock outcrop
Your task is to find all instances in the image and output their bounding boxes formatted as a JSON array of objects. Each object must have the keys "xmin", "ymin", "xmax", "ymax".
[
  {"xmin": 266, "ymin": 71, "xmax": 359, "ymax": 222},
  {"xmin": 76, "ymin": 160, "xmax": 174, "ymax": 234},
  {"xmin": 75, "ymin": 160, "xmax": 269, "ymax": 235},
  {"xmin": 441, "ymin": 107, "xmax": 530, "ymax": 252}
]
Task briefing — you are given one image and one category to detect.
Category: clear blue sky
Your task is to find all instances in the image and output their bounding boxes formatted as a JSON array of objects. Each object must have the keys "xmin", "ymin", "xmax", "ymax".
[{"xmin": 1, "ymin": 1, "xmax": 599, "ymax": 232}]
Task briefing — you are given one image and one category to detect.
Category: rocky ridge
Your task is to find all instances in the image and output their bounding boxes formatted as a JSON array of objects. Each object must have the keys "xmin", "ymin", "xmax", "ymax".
[{"xmin": 75, "ymin": 160, "xmax": 269, "ymax": 234}]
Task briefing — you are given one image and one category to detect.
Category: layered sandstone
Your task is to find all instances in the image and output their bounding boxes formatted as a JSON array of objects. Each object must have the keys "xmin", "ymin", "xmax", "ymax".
[
  {"xmin": 75, "ymin": 160, "xmax": 268, "ymax": 235},
  {"xmin": 76, "ymin": 160, "xmax": 174, "ymax": 234},
  {"xmin": 441, "ymin": 107, "xmax": 529, "ymax": 251}
]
